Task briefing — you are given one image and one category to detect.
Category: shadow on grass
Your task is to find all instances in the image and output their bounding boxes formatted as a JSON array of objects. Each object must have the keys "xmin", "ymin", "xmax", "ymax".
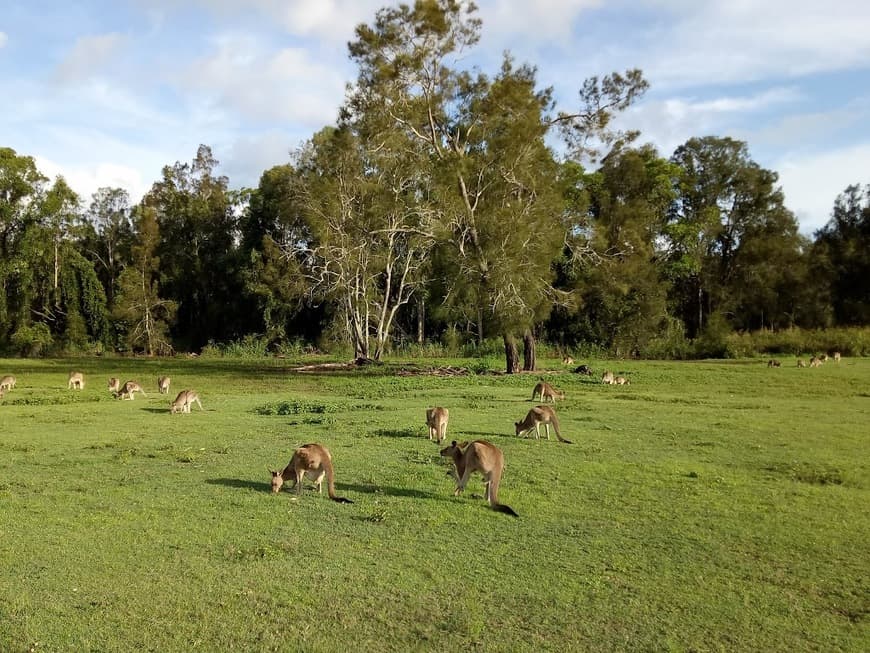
[
  {"xmin": 206, "ymin": 478, "xmax": 272, "ymax": 493},
  {"xmin": 336, "ymin": 482, "xmax": 443, "ymax": 500},
  {"xmin": 374, "ymin": 428, "xmax": 419, "ymax": 438},
  {"xmin": 141, "ymin": 407, "xmax": 169, "ymax": 414},
  {"xmin": 459, "ymin": 431, "xmax": 510, "ymax": 439}
]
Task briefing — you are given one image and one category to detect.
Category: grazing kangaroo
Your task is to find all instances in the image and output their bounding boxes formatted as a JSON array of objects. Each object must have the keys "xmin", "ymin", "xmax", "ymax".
[
  {"xmin": 118, "ymin": 381, "xmax": 147, "ymax": 400},
  {"xmin": 0, "ymin": 375, "xmax": 17, "ymax": 391},
  {"xmin": 157, "ymin": 376, "xmax": 171, "ymax": 394},
  {"xmin": 515, "ymin": 405, "xmax": 572, "ymax": 443},
  {"xmin": 562, "ymin": 356, "xmax": 574, "ymax": 365},
  {"xmin": 108, "ymin": 377, "xmax": 121, "ymax": 394},
  {"xmin": 833, "ymin": 351, "xmax": 841, "ymax": 363},
  {"xmin": 425, "ymin": 407, "xmax": 449, "ymax": 443},
  {"xmin": 797, "ymin": 359, "xmax": 807, "ymax": 368},
  {"xmin": 602, "ymin": 370, "xmax": 615, "ymax": 385},
  {"xmin": 170, "ymin": 390, "xmax": 203, "ymax": 414},
  {"xmin": 809, "ymin": 356, "xmax": 822, "ymax": 368},
  {"xmin": 68, "ymin": 371, "xmax": 85, "ymax": 390},
  {"xmin": 767, "ymin": 360, "xmax": 781, "ymax": 368},
  {"xmin": 270, "ymin": 443, "xmax": 353, "ymax": 503},
  {"xmin": 531, "ymin": 381, "xmax": 564, "ymax": 403},
  {"xmin": 614, "ymin": 375, "xmax": 630, "ymax": 385},
  {"xmin": 440, "ymin": 440, "xmax": 518, "ymax": 517}
]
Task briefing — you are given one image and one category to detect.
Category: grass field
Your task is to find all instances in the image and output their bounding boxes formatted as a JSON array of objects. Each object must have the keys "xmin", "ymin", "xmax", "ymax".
[{"xmin": 1, "ymin": 355, "xmax": 868, "ymax": 652}]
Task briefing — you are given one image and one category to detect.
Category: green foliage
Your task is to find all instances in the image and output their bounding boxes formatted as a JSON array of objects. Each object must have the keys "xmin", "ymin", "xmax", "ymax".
[{"xmin": 9, "ymin": 322, "xmax": 53, "ymax": 356}]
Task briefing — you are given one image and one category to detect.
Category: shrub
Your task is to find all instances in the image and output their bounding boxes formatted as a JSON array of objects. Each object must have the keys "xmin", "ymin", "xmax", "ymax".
[{"xmin": 10, "ymin": 323, "xmax": 54, "ymax": 357}]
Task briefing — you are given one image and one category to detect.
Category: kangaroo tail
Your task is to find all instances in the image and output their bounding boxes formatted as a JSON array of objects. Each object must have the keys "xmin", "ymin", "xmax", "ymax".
[
  {"xmin": 493, "ymin": 503, "xmax": 519, "ymax": 517},
  {"xmin": 551, "ymin": 413, "xmax": 572, "ymax": 444},
  {"xmin": 325, "ymin": 459, "xmax": 353, "ymax": 504}
]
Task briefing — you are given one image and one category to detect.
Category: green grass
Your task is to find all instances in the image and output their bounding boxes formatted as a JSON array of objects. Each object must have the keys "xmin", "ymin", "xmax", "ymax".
[{"xmin": 1, "ymin": 355, "xmax": 868, "ymax": 652}]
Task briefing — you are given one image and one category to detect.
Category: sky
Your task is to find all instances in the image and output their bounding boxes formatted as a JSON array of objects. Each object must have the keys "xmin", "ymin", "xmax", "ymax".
[{"xmin": 1, "ymin": 0, "xmax": 869, "ymax": 235}]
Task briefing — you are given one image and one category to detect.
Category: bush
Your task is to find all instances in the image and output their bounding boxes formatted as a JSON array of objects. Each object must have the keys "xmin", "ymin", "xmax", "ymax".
[{"xmin": 10, "ymin": 323, "xmax": 54, "ymax": 357}]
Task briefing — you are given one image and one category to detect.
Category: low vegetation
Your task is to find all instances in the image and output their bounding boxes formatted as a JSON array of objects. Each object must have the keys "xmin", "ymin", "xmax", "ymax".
[{"xmin": 1, "ymin": 355, "xmax": 867, "ymax": 651}]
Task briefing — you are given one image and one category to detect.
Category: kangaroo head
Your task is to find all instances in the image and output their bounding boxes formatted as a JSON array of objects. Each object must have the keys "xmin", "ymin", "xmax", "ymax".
[{"xmin": 270, "ymin": 470, "xmax": 284, "ymax": 493}]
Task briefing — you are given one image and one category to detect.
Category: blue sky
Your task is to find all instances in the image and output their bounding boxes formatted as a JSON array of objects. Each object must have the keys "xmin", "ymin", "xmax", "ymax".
[{"xmin": 2, "ymin": 0, "xmax": 869, "ymax": 234}]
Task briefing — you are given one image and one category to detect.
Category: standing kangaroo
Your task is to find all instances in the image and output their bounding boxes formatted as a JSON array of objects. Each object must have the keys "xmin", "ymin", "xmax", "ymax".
[
  {"xmin": 515, "ymin": 405, "xmax": 572, "ymax": 443},
  {"xmin": 602, "ymin": 370, "xmax": 615, "ymax": 385},
  {"xmin": 440, "ymin": 440, "xmax": 518, "ymax": 517},
  {"xmin": 68, "ymin": 371, "xmax": 85, "ymax": 390},
  {"xmin": 270, "ymin": 443, "xmax": 353, "ymax": 503},
  {"xmin": 157, "ymin": 376, "xmax": 171, "ymax": 394},
  {"xmin": 531, "ymin": 381, "xmax": 564, "ymax": 403},
  {"xmin": 108, "ymin": 377, "xmax": 121, "ymax": 394},
  {"xmin": 425, "ymin": 407, "xmax": 449, "ymax": 443},
  {"xmin": 0, "ymin": 375, "xmax": 16, "ymax": 391}
]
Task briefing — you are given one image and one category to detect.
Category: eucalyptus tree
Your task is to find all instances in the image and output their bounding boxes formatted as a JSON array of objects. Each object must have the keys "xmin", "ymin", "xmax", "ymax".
[
  {"xmin": 562, "ymin": 145, "xmax": 677, "ymax": 354},
  {"xmin": 143, "ymin": 145, "xmax": 242, "ymax": 349},
  {"xmin": 346, "ymin": 0, "xmax": 647, "ymax": 371},
  {"xmin": 113, "ymin": 206, "xmax": 176, "ymax": 355},
  {"xmin": 83, "ymin": 187, "xmax": 134, "ymax": 309},
  {"xmin": 0, "ymin": 147, "xmax": 47, "ymax": 344},
  {"xmin": 812, "ymin": 183, "xmax": 870, "ymax": 325},
  {"xmin": 665, "ymin": 136, "xmax": 805, "ymax": 335},
  {"xmin": 292, "ymin": 125, "xmax": 437, "ymax": 360}
]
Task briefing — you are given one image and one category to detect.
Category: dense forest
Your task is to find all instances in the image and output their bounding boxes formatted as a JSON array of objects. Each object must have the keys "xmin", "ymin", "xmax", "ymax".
[{"xmin": 1, "ymin": 2, "xmax": 868, "ymax": 370}]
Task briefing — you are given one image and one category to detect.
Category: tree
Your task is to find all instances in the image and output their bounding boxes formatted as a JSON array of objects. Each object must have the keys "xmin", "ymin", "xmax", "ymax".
[
  {"xmin": 346, "ymin": 0, "xmax": 647, "ymax": 371},
  {"xmin": 556, "ymin": 145, "xmax": 677, "ymax": 354},
  {"xmin": 83, "ymin": 187, "xmax": 134, "ymax": 308},
  {"xmin": 664, "ymin": 136, "xmax": 805, "ymax": 335},
  {"xmin": 293, "ymin": 126, "xmax": 437, "ymax": 360},
  {"xmin": 113, "ymin": 206, "xmax": 176, "ymax": 355},
  {"xmin": 812, "ymin": 183, "xmax": 870, "ymax": 325},
  {"xmin": 144, "ymin": 145, "xmax": 243, "ymax": 349}
]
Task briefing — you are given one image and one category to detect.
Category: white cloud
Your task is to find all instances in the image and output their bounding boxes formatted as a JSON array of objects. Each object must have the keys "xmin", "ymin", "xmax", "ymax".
[
  {"xmin": 637, "ymin": 1, "xmax": 870, "ymax": 88},
  {"xmin": 54, "ymin": 33, "xmax": 126, "ymax": 83},
  {"xmin": 482, "ymin": 0, "xmax": 602, "ymax": 42},
  {"xmin": 776, "ymin": 143, "xmax": 870, "ymax": 235},
  {"xmin": 180, "ymin": 33, "xmax": 348, "ymax": 126},
  {"xmin": 621, "ymin": 87, "xmax": 802, "ymax": 158},
  {"xmin": 35, "ymin": 155, "xmax": 151, "ymax": 206},
  {"xmin": 0, "ymin": 31, "xmax": 8, "ymax": 48}
]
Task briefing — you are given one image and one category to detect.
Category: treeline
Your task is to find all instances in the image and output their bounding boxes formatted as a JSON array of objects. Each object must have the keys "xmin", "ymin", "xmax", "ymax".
[{"xmin": 1, "ymin": 2, "xmax": 868, "ymax": 368}]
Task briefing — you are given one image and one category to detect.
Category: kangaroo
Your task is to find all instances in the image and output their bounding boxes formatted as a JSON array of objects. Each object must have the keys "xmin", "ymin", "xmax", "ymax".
[
  {"xmin": 170, "ymin": 389, "xmax": 203, "ymax": 414},
  {"xmin": 157, "ymin": 376, "xmax": 171, "ymax": 394},
  {"xmin": 440, "ymin": 440, "xmax": 518, "ymax": 517},
  {"xmin": 602, "ymin": 370, "xmax": 615, "ymax": 385},
  {"xmin": 767, "ymin": 360, "xmax": 781, "ymax": 368},
  {"xmin": 531, "ymin": 381, "xmax": 564, "ymax": 403},
  {"xmin": 797, "ymin": 359, "xmax": 807, "ymax": 368},
  {"xmin": 820, "ymin": 354, "xmax": 829, "ymax": 362},
  {"xmin": 118, "ymin": 380, "xmax": 147, "ymax": 400},
  {"xmin": 833, "ymin": 351, "xmax": 841, "ymax": 363},
  {"xmin": 562, "ymin": 356, "xmax": 574, "ymax": 365},
  {"xmin": 68, "ymin": 371, "xmax": 85, "ymax": 390},
  {"xmin": 614, "ymin": 375, "xmax": 630, "ymax": 385},
  {"xmin": 270, "ymin": 443, "xmax": 353, "ymax": 503},
  {"xmin": 425, "ymin": 407, "xmax": 449, "ymax": 443},
  {"xmin": 809, "ymin": 356, "xmax": 822, "ymax": 368},
  {"xmin": 0, "ymin": 375, "xmax": 16, "ymax": 391},
  {"xmin": 108, "ymin": 377, "xmax": 121, "ymax": 394},
  {"xmin": 573, "ymin": 364, "xmax": 593, "ymax": 376},
  {"xmin": 515, "ymin": 405, "xmax": 572, "ymax": 443}
]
